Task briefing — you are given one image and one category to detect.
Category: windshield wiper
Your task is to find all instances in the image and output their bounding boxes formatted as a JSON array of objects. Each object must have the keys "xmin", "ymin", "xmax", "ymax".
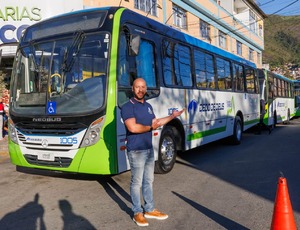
[{"xmin": 61, "ymin": 31, "xmax": 85, "ymax": 73}]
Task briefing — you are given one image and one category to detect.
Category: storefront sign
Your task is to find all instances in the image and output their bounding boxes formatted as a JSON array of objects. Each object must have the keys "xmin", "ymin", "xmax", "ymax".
[{"xmin": 0, "ymin": 0, "xmax": 83, "ymax": 45}]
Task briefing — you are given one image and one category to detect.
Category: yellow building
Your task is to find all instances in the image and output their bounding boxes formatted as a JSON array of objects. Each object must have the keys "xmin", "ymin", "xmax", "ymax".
[{"xmin": 84, "ymin": 0, "xmax": 266, "ymax": 67}]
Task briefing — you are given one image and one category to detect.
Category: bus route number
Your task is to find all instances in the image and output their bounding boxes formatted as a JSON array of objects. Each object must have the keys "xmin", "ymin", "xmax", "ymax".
[{"xmin": 60, "ymin": 137, "xmax": 78, "ymax": 145}]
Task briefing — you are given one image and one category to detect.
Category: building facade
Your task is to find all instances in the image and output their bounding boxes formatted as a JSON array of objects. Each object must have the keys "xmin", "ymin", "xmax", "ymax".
[{"xmin": 84, "ymin": 0, "xmax": 266, "ymax": 68}]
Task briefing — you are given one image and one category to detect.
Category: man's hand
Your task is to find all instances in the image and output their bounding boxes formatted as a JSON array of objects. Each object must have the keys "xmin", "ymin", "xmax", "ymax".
[
  {"xmin": 171, "ymin": 108, "xmax": 186, "ymax": 118},
  {"xmin": 151, "ymin": 108, "xmax": 186, "ymax": 130},
  {"xmin": 152, "ymin": 118, "xmax": 161, "ymax": 130}
]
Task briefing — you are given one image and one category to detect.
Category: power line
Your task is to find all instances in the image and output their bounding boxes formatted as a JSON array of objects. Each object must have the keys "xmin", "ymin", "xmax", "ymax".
[
  {"xmin": 269, "ymin": 0, "xmax": 299, "ymax": 15},
  {"xmin": 258, "ymin": 0, "xmax": 300, "ymax": 15},
  {"xmin": 257, "ymin": 0, "xmax": 275, "ymax": 7}
]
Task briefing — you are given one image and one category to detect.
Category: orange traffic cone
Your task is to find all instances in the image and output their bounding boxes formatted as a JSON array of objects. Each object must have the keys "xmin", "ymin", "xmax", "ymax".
[{"xmin": 271, "ymin": 177, "xmax": 297, "ymax": 230}]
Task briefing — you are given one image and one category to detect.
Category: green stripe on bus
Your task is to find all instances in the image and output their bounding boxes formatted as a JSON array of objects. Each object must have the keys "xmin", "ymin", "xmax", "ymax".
[
  {"xmin": 187, "ymin": 118, "xmax": 259, "ymax": 141},
  {"xmin": 244, "ymin": 118, "xmax": 260, "ymax": 126},
  {"xmin": 187, "ymin": 126, "xmax": 226, "ymax": 141}
]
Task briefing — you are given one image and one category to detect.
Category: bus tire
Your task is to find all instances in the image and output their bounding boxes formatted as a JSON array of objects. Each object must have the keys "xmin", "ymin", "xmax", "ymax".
[
  {"xmin": 229, "ymin": 116, "xmax": 242, "ymax": 145},
  {"xmin": 154, "ymin": 127, "xmax": 177, "ymax": 174},
  {"xmin": 286, "ymin": 109, "xmax": 290, "ymax": 124},
  {"xmin": 273, "ymin": 112, "xmax": 277, "ymax": 128}
]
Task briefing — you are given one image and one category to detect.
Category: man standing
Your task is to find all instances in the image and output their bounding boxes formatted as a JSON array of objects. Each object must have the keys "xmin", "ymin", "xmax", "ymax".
[{"xmin": 121, "ymin": 78, "xmax": 184, "ymax": 227}]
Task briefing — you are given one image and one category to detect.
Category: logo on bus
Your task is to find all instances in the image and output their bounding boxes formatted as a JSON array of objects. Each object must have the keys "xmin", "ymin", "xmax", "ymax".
[
  {"xmin": 41, "ymin": 139, "xmax": 49, "ymax": 148},
  {"xmin": 188, "ymin": 100, "xmax": 198, "ymax": 113},
  {"xmin": 33, "ymin": 117, "xmax": 62, "ymax": 122},
  {"xmin": 277, "ymin": 102, "xmax": 285, "ymax": 108},
  {"xmin": 188, "ymin": 99, "xmax": 225, "ymax": 113},
  {"xmin": 26, "ymin": 137, "xmax": 42, "ymax": 142}
]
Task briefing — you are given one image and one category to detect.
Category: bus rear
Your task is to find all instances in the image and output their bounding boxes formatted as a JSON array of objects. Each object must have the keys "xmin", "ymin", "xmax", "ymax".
[{"xmin": 9, "ymin": 7, "xmax": 126, "ymax": 175}]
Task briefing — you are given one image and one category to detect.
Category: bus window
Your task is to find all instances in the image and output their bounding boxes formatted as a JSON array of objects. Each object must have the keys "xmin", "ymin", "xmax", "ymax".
[
  {"xmin": 275, "ymin": 78, "xmax": 280, "ymax": 97},
  {"xmin": 173, "ymin": 44, "xmax": 192, "ymax": 87},
  {"xmin": 118, "ymin": 34, "xmax": 130, "ymax": 87},
  {"xmin": 216, "ymin": 57, "xmax": 231, "ymax": 91},
  {"xmin": 194, "ymin": 50, "xmax": 206, "ymax": 88},
  {"xmin": 285, "ymin": 81, "xmax": 287, "ymax": 97},
  {"xmin": 206, "ymin": 53, "xmax": 215, "ymax": 89},
  {"xmin": 282, "ymin": 79, "xmax": 288, "ymax": 97},
  {"xmin": 118, "ymin": 34, "xmax": 158, "ymax": 105},
  {"xmin": 268, "ymin": 75, "xmax": 274, "ymax": 99},
  {"xmin": 194, "ymin": 50, "xmax": 215, "ymax": 89},
  {"xmin": 12, "ymin": 32, "xmax": 109, "ymax": 115},
  {"xmin": 162, "ymin": 40, "xmax": 173, "ymax": 85},
  {"xmin": 233, "ymin": 63, "xmax": 244, "ymax": 92},
  {"xmin": 136, "ymin": 39, "xmax": 157, "ymax": 88},
  {"xmin": 163, "ymin": 41, "xmax": 192, "ymax": 87},
  {"xmin": 245, "ymin": 67, "xmax": 255, "ymax": 93},
  {"xmin": 280, "ymin": 79, "xmax": 283, "ymax": 97}
]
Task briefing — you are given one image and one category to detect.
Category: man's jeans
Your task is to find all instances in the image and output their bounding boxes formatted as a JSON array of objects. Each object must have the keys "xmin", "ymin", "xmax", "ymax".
[{"xmin": 127, "ymin": 149, "xmax": 155, "ymax": 214}]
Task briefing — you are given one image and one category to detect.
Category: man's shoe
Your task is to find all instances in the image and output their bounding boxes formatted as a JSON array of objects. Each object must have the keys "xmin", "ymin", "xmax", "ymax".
[
  {"xmin": 144, "ymin": 209, "xmax": 168, "ymax": 220},
  {"xmin": 133, "ymin": 213, "xmax": 149, "ymax": 227}
]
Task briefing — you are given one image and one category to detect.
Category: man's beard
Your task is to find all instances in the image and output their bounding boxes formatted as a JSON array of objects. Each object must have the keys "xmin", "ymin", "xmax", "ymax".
[{"xmin": 134, "ymin": 92, "xmax": 145, "ymax": 100}]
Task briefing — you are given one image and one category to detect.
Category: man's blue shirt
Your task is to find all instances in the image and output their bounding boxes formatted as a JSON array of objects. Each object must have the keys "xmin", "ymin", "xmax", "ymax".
[{"xmin": 121, "ymin": 98, "xmax": 155, "ymax": 151}]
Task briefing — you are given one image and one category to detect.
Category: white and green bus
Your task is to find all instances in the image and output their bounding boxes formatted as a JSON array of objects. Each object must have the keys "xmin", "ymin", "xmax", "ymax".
[
  {"xmin": 258, "ymin": 69, "xmax": 295, "ymax": 127},
  {"xmin": 9, "ymin": 7, "xmax": 260, "ymax": 175}
]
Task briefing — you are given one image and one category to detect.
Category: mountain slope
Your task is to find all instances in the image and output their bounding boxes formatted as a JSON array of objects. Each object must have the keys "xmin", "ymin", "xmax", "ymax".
[{"xmin": 263, "ymin": 15, "xmax": 300, "ymax": 67}]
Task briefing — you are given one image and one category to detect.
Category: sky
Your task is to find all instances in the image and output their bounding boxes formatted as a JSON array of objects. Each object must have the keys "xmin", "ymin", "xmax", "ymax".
[{"xmin": 256, "ymin": 0, "xmax": 300, "ymax": 15}]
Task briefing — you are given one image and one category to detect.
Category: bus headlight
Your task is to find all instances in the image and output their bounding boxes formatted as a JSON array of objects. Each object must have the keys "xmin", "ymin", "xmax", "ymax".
[
  {"xmin": 81, "ymin": 117, "xmax": 104, "ymax": 147},
  {"xmin": 8, "ymin": 119, "xmax": 18, "ymax": 144}
]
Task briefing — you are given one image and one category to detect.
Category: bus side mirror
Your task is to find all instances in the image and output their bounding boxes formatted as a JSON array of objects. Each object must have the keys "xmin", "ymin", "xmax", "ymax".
[{"xmin": 129, "ymin": 34, "xmax": 140, "ymax": 56}]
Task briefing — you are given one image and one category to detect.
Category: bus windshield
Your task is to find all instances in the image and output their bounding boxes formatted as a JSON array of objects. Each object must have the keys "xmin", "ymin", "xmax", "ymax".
[{"xmin": 11, "ymin": 32, "xmax": 109, "ymax": 115}]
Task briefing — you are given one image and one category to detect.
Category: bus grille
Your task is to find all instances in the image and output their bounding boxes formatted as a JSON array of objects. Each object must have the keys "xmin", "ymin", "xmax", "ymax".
[
  {"xmin": 24, "ymin": 154, "xmax": 72, "ymax": 167},
  {"xmin": 15, "ymin": 122, "xmax": 86, "ymax": 135},
  {"xmin": 15, "ymin": 122, "xmax": 86, "ymax": 167},
  {"xmin": 17, "ymin": 132, "xmax": 74, "ymax": 149}
]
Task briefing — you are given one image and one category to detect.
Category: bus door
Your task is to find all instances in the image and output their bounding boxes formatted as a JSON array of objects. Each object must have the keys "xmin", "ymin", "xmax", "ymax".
[{"xmin": 116, "ymin": 24, "xmax": 159, "ymax": 173}]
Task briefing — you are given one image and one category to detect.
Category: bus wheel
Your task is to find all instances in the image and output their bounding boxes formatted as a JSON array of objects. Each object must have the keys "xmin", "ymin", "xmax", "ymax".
[
  {"xmin": 286, "ymin": 110, "xmax": 290, "ymax": 124},
  {"xmin": 230, "ymin": 116, "xmax": 242, "ymax": 145},
  {"xmin": 273, "ymin": 112, "xmax": 277, "ymax": 128},
  {"xmin": 155, "ymin": 127, "xmax": 177, "ymax": 174}
]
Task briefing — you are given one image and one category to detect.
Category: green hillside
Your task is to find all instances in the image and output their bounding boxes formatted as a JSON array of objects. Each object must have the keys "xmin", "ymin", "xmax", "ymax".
[{"xmin": 263, "ymin": 15, "xmax": 300, "ymax": 68}]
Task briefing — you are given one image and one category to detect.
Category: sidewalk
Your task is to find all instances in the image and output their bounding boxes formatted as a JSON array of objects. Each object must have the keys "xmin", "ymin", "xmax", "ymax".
[{"xmin": 0, "ymin": 137, "xmax": 9, "ymax": 163}]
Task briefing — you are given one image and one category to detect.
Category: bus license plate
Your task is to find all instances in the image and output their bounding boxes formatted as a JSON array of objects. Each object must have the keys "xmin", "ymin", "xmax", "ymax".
[{"xmin": 38, "ymin": 152, "xmax": 55, "ymax": 161}]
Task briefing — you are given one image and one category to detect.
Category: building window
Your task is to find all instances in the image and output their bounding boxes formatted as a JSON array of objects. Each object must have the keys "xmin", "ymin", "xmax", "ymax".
[
  {"xmin": 200, "ymin": 20, "xmax": 211, "ymax": 41},
  {"xmin": 134, "ymin": 0, "xmax": 158, "ymax": 16},
  {"xmin": 219, "ymin": 30, "xmax": 227, "ymax": 49},
  {"xmin": 249, "ymin": 10, "xmax": 257, "ymax": 33},
  {"xmin": 249, "ymin": 48, "xmax": 254, "ymax": 61},
  {"xmin": 259, "ymin": 24, "xmax": 263, "ymax": 37},
  {"xmin": 257, "ymin": 52, "xmax": 261, "ymax": 65},
  {"xmin": 172, "ymin": 5, "xmax": 187, "ymax": 29},
  {"xmin": 236, "ymin": 41, "xmax": 242, "ymax": 56}
]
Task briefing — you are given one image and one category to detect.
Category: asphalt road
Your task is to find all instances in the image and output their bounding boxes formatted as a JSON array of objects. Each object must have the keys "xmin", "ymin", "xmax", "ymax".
[{"xmin": 1, "ymin": 118, "xmax": 300, "ymax": 230}]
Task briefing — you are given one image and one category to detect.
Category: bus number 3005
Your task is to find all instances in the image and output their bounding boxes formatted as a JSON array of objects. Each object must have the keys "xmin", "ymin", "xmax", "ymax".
[{"xmin": 60, "ymin": 137, "xmax": 78, "ymax": 145}]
